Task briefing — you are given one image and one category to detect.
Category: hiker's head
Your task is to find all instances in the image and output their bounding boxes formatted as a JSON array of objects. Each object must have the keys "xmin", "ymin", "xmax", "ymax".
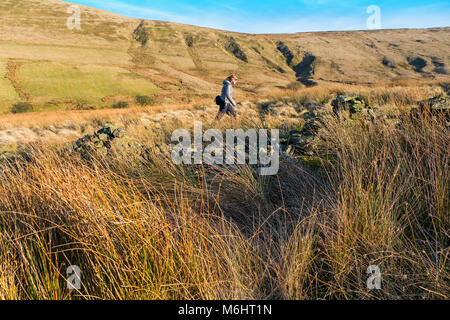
[{"xmin": 227, "ymin": 74, "xmax": 239, "ymax": 85}]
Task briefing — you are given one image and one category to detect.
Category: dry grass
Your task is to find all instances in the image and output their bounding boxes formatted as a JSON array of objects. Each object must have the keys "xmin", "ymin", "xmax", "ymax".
[
  {"xmin": 0, "ymin": 82, "xmax": 448, "ymax": 300},
  {"xmin": 1, "ymin": 0, "xmax": 448, "ymax": 300},
  {"xmin": 1, "ymin": 80, "xmax": 444, "ymax": 129},
  {"xmin": 2, "ymin": 0, "xmax": 449, "ymax": 112},
  {"xmin": 269, "ymin": 80, "xmax": 445, "ymax": 107},
  {"xmin": 0, "ymin": 102, "xmax": 207, "ymax": 130}
]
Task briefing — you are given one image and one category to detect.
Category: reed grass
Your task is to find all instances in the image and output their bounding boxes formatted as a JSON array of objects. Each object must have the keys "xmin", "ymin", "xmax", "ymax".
[{"xmin": 0, "ymin": 83, "xmax": 448, "ymax": 300}]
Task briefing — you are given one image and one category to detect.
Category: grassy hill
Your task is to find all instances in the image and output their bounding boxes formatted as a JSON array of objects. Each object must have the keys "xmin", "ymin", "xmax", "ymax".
[{"xmin": 0, "ymin": 0, "xmax": 449, "ymax": 113}]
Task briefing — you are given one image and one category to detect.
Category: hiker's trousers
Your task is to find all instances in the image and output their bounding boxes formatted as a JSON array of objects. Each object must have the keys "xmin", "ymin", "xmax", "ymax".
[{"xmin": 219, "ymin": 102, "xmax": 236, "ymax": 118}]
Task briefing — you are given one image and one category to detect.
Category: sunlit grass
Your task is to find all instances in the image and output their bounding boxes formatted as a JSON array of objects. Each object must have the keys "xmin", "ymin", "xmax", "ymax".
[{"xmin": 0, "ymin": 82, "xmax": 448, "ymax": 300}]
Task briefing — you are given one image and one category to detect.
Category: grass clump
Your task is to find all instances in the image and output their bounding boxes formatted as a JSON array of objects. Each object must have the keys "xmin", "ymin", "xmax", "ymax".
[
  {"xmin": 10, "ymin": 102, "xmax": 33, "ymax": 114},
  {"xmin": 71, "ymin": 102, "xmax": 95, "ymax": 111},
  {"xmin": 135, "ymin": 95, "xmax": 155, "ymax": 106},
  {"xmin": 112, "ymin": 101, "xmax": 129, "ymax": 109}
]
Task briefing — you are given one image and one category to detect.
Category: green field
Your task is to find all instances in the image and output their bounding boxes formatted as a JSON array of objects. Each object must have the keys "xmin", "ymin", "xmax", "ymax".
[{"xmin": 18, "ymin": 61, "xmax": 158, "ymax": 103}]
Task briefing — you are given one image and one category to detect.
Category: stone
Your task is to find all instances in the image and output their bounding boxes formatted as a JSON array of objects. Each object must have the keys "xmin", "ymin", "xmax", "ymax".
[
  {"xmin": 301, "ymin": 119, "xmax": 322, "ymax": 136},
  {"xmin": 72, "ymin": 123, "xmax": 134, "ymax": 158},
  {"xmin": 331, "ymin": 95, "xmax": 375, "ymax": 122},
  {"xmin": 288, "ymin": 130, "xmax": 303, "ymax": 144},
  {"xmin": 332, "ymin": 95, "xmax": 366, "ymax": 116},
  {"xmin": 303, "ymin": 110, "xmax": 317, "ymax": 121},
  {"xmin": 282, "ymin": 112, "xmax": 325, "ymax": 156},
  {"xmin": 98, "ymin": 133, "xmax": 109, "ymax": 141},
  {"xmin": 304, "ymin": 101, "xmax": 324, "ymax": 111}
]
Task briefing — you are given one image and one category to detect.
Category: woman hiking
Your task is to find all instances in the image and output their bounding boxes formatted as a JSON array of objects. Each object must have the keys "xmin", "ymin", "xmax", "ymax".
[{"xmin": 215, "ymin": 74, "xmax": 239, "ymax": 121}]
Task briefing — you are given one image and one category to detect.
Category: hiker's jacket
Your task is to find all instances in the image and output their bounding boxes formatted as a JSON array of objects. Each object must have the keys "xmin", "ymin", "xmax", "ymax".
[{"xmin": 221, "ymin": 80, "xmax": 236, "ymax": 106}]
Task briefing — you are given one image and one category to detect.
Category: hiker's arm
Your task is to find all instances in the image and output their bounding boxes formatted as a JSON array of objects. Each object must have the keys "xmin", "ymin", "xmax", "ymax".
[{"xmin": 225, "ymin": 83, "xmax": 236, "ymax": 106}]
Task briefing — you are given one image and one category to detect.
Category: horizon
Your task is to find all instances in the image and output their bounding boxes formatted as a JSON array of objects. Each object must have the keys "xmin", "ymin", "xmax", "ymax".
[{"xmin": 64, "ymin": 0, "xmax": 450, "ymax": 34}]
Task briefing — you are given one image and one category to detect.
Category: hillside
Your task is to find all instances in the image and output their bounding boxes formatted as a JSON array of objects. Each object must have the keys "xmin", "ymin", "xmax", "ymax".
[{"xmin": 0, "ymin": 0, "xmax": 449, "ymax": 112}]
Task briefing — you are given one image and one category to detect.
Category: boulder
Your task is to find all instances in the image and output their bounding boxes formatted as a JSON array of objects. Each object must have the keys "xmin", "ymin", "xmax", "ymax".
[
  {"xmin": 284, "ymin": 115, "xmax": 324, "ymax": 156},
  {"xmin": 304, "ymin": 101, "xmax": 325, "ymax": 111},
  {"xmin": 72, "ymin": 123, "xmax": 130, "ymax": 157},
  {"xmin": 420, "ymin": 95, "xmax": 449, "ymax": 112},
  {"xmin": 413, "ymin": 95, "xmax": 450, "ymax": 124},
  {"xmin": 332, "ymin": 95, "xmax": 374, "ymax": 121},
  {"xmin": 332, "ymin": 95, "xmax": 366, "ymax": 115}
]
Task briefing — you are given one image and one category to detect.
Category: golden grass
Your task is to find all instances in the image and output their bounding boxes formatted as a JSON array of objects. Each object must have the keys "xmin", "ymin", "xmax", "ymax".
[
  {"xmin": 0, "ymin": 102, "xmax": 210, "ymax": 130},
  {"xmin": 269, "ymin": 80, "xmax": 445, "ymax": 106},
  {"xmin": 0, "ymin": 83, "xmax": 448, "ymax": 300},
  {"xmin": 0, "ymin": 80, "xmax": 443, "ymax": 128}
]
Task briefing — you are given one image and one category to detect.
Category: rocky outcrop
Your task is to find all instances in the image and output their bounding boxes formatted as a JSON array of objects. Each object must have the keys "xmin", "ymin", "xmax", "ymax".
[
  {"xmin": 276, "ymin": 41, "xmax": 317, "ymax": 86},
  {"xmin": 432, "ymin": 58, "xmax": 448, "ymax": 75},
  {"xmin": 294, "ymin": 53, "xmax": 317, "ymax": 86},
  {"xmin": 276, "ymin": 41, "xmax": 296, "ymax": 67},
  {"xmin": 224, "ymin": 37, "xmax": 248, "ymax": 63},
  {"xmin": 72, "ymin": 124, "xmax": 142, "ymax": 158},
  {"xmin": 411, "ymin": 95, "xmax": 450, "ymax": 123},
  {"xmin": 280, "ymin": 103, "xmax": 327, "ymax": 156},
  {"xmin": 331, "ymin": 95, "xmax": 375, "ymax": 121},
  {"xmin": 407, "ymin": 56, "xmax": 427, "ymax": 73},
  {"xmin": 133, "ymin": 21, "xmax": 149, "ymax": 47},
  {"xmin": 382, "ymin": 56, "xmax": 396, "ymax": 68}
]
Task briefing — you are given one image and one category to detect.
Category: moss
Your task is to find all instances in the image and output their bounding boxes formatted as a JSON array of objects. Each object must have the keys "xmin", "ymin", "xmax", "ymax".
[
  {"xmin": 299, "ymin": 156, "xmax": 322, "ymax": 170},
  {"xmin": 299, "ymin": 155, "xmax": 336, "ymax": 170}
]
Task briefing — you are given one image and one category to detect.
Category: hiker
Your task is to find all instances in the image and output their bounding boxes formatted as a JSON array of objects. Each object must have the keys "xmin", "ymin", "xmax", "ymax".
[{"xmin": 215, "ymin": 74, "xmax": 239, "ymax": 120}]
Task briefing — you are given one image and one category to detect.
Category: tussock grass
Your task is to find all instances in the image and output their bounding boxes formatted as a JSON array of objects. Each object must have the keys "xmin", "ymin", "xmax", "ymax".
[
  {"xmin": 270, "ymin": 81, "xmax": 444, "ymax": 109},
  {"xmin": 0, "ymin": 59, "xmax": 20, "ymax": 106},
  {"xmin": 0, "ymin": 84, "xmax": 448, "ymax": 300}
]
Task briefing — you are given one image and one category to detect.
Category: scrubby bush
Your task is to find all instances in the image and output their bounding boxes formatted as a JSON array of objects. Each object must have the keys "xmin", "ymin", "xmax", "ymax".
[
  {"xmin": 135, "ymin": 95, "xmax": 155, "ymax": 106},
  {"xmin": 11, "ymin": 102, "xmax": 33, "ymax": 114},
  {"xmin": 112, "ymin": 101, "xmax": 129, "ymax": 109}
]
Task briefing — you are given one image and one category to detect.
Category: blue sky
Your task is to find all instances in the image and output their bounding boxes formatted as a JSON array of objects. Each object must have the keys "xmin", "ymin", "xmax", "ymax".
[{"xmin": 67, "ymin": 0, "xmax": 450, "ymax": 33}]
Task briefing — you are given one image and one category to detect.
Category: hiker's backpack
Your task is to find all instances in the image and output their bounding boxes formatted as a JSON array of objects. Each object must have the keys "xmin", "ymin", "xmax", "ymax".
[{"xmin": 215, "ymin": 95, "xmax": 225, "ymax": 107}]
